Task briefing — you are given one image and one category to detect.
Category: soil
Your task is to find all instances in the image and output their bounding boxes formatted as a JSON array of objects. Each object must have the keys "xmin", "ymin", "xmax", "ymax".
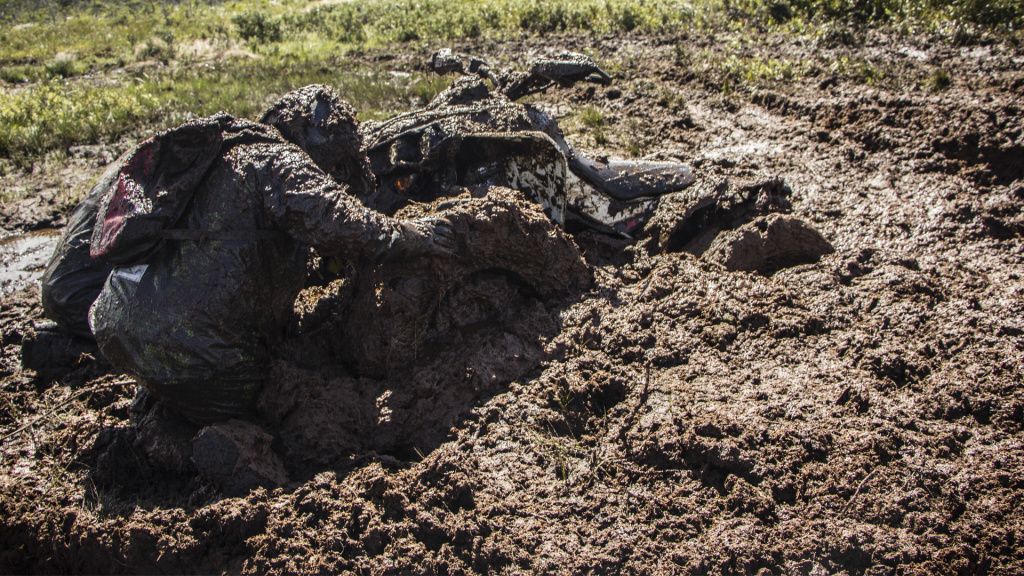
[{"xmin": 1, "ymin": 30, "xmax": 1023, "ymax": 575}]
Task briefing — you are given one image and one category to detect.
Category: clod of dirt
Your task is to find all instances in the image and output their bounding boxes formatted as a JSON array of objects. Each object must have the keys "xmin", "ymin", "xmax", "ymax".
[
  {"xmin": 133, "ymin": 399, "xmax": 196, "ymax": 475},
  {"xmin": 641, "ymin": 171, "xmax": 792, "ymax": 256},
  {"xmin": 18, "ymin": 321, "xmax": 101, "ymax": 381},
  {"xmin": 340, "ymin": 187, "xmax": 591, "ymax": 379},
  {"xmin": 705, "ymin": 214, "xmax": 834, "ymax": 275},
  {"xmin": 92, "ymin": 397, "xmax": 194, "ymax": 490},
  {"xmin": 261, "ymin": 188, "xmax": 591, "ymax": 468},
  {"xmin": 192, "ymin": 420, "xmax": 289, "ymax": 496}
]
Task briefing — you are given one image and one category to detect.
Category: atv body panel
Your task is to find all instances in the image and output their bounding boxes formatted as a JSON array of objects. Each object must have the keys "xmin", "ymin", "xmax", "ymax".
[{"xmin": 360, "ymin": 77, "xmax": 694, "ymax": 236}]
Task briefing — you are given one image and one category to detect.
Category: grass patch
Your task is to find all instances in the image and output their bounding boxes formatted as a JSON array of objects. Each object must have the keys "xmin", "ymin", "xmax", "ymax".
[
  {"xmin": 579, "ymin": 106, "xmax": 606, "ymax": 130},
  {"xmin": 0, "ymin": 0, "xmax": 1021, "ymax": 168},
  {"xmin": 827, "ymin": 55, "xmax": 887, "ymax": 86},
  {"xmin": 719, "ymin": 54, "xmax": 802, "ymax": 91},
  {"xmin": 677, "ymin": 43, "xmax": 809, "ymax": 93},
  {"xmin": 133, "ymin": 34, "xmax": 178, "ymax": 64},
  {"xmin": 0, "ymin": 81, "xmax": 159, "ymax": 162},
  {"xmin": 234, "ymin": 10, "xmax": 284, "ymax": 44},
  {"xmin": 287, "ymin": 0, "xmax": 699, "ymax": 44},
  {"xmin": 925, "ymin": 67, "xmax": 952, "ymax": 92},
  {"xmin": 577, "ymin": 106, "xmax": 609, "ymax": 146},
  {"xmin": 0, "ymin": 58, "xmax": 449, "ymax": 164},
  {"xmin": 724, "ymin": 0, "xmax": 1024, "ymax": 33}
]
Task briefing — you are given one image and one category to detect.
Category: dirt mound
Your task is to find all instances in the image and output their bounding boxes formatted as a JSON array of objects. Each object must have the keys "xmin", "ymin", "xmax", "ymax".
[
  {"xmin": 192, "ymin": 421, "xmax": 289, "ymax": 496},
  {"xmin": 264, "ymin": 188, "xmax": 590, "ymax": 469},
  {"xmin": 339, "ymin": 187, "xmax": 591, "ymax": 379},
  {"xmin": 705, "ymin": 214, "xmax": 834, "ymax": 275}
]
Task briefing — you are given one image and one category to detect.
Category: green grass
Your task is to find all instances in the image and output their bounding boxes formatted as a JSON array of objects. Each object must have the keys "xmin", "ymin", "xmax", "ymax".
[
  {"xmin": 718, "ymin": 54, "xmax": 804, "ymax": 92},
  {"xmin": 0, "ymin": 0, "xmax": 703, "ymax": 165},
  {"xmin": 579, "ymin": 106, "xmax": 605, "ymax": 129},
  {"xmin": 576, "ymin": 106, "xmax": 609, "ymax": 146},
  {"xmin": 925, "ymin": 67, "xmax": 952, "ymax": 92},
  {"xmin": 0, "ymin": 81, "xmax": 158, "ymax": 161},
  {"xmin": 0, "ymin": 0, "xmax": 1021, "ymax": 169},
  {"xmin": 827, "ymin": 55, "xmax": 887, "ymax": 86},
  {"xmin": 0, "ymin": 57, "xmax": 449, "ymax": 163}
]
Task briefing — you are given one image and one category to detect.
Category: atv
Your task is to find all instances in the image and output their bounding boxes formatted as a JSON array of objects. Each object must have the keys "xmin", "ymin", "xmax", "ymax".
[{"xmin": 358, "ymin": 49, "xmax": 695, "ymax": 237}]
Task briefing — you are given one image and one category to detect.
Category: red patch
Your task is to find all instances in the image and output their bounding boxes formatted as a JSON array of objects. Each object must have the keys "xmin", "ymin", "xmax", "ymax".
[{"xmin": 91, "ymin": 139, "xmax": 159, "ymax": 259}]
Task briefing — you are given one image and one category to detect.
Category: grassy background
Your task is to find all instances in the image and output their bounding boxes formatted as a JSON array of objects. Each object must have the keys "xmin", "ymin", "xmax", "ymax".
[{"xmin": 0, "ymin": 0, "xmax": 1021, "ymax": 168}]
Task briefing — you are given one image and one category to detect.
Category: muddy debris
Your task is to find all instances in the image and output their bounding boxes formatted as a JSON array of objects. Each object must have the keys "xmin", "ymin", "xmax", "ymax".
[
  {"xmin": 641, "ymin": 171, "xmax": 792, "ymax": 256},
  {"xmin": 18, "ymin": 320, "xmax": 102, "ymax": 381},
  {"xmin": 340, "ymin": 188, "xmax": 590, "ymax": 379},
  {"xmin": 192, "ymin": 421, "xmax": 290, "ymax": 497},
  {"xmin": 263, "ymin": 188, "xmax": 590, "ymax": 469},
  {"xmin": 705, "ymin": 213, "xmax": 834, "ymax": 275}
]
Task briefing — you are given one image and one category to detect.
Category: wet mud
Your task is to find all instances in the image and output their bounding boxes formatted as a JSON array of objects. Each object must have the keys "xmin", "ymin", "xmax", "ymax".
[
  {"xmin": 0, "ymin": 229, "xmax": 59, "ymax": 294},
  {"xmin": 263, "ymin": 189, "xmax": 590, "ymax": 469},
  {"xmin": 1, "ymin": 32, "xmax": 1023, "ymax": 575}
]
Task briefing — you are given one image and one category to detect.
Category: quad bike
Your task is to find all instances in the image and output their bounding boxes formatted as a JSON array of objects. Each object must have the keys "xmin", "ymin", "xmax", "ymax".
[{"xmin": 357, "ymin": 49, "xmax": 695, "ymax": 237}]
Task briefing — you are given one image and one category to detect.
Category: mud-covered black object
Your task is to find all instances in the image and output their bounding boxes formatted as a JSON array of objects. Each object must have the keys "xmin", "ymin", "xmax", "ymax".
[
  {"xmin": 359, "ymin": 77, "xmax": 552, "ymax": 215},
  {"xmin": 90, "ymin": 119, "xmax": 227, "ymax": 264},
  {"xmin": 89, "ymin": 113, "xmax": 404, "ymax": 425},
  {"xmin": 39, "ymin": 157, "xmax": 123, "ymax": 338},
  {"xmin": 359, "ymin": 73, "xmax": 694, "ymax": 236}
]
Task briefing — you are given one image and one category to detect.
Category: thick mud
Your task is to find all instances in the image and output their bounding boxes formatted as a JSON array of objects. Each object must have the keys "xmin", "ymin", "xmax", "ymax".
[
  {"xmin": 262, "ymin": 189, "xmax": 591, "ymax": 470},
  {"xmin": 1, "ymin": 31, "xmax": 1023, "ymax": 575}
]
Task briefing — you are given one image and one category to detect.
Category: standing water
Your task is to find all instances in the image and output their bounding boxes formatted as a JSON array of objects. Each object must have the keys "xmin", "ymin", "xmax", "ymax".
[{"xmin": 0, "ymin": 229, "xmax": 60, "ymax": 294}]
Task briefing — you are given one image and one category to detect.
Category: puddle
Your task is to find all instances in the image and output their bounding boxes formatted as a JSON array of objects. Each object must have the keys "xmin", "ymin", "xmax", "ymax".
[{"xmin": 0, "ymin": 229, "xmax": 60, "ymax": 295}]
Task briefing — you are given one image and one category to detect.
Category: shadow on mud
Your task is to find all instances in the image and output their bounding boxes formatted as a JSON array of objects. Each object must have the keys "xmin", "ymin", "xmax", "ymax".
[
  {"xmin": 83, "ymin": 189, "xmax": 592, "ymax": 510},
  {"xmin": 641, "ymin": 172, "xmax": 835, "ymax": 276}
]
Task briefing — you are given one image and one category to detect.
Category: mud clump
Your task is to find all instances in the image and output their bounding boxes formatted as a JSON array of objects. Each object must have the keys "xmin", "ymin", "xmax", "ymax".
[
  {"xmin": 706, "ymin": 214, "xmax": 834, "ymax": 275},
  {"xmin": 192, "ymin": 421, "xmax": 289, "ymax": 496},
  {"xmin": 641, "ymin": 171, "xmax": 792, "ymax": 256},
  {"xmin": 262, "ymin": 188, "xmax": 590, "ymax": 468},
  {"xmin": 341, "ymin": 187, "xmax": 591, "ymax": 379},
  {"xmin": 19, "ymin": 321, "xmax": 101, "ymax": 381}
]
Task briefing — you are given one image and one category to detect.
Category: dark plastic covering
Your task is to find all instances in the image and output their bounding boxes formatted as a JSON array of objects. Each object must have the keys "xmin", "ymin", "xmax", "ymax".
[
  {"xmin": 39, "ymin": 156, "xmax": 123, "ymax": 338},
  {"xmin": 89, "ymin": 113, "xmax": 401, "ymax": 424},
  {"xmin": 90, "ymin": 118, "xmax": 227, "ymax": 264}
]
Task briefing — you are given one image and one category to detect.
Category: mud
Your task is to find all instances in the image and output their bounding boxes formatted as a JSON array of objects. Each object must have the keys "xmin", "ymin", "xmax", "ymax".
[
  {"xmin": 705, "ymin": 214, "xmax": 834, "ymax": 275},
  {"xmin": 262, "ymin": 189, "xmax": 589, "ymax": 469},
  {"xmin": 0, "ymin": 228, "xmax": 58, "ymax": 294},
  {"xmin": 1, "ymin": 31, "xmax": 1023, "ymax": 575}
]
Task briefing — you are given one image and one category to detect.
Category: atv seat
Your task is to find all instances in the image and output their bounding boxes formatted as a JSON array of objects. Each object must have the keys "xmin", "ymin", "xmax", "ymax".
[{"xmin": 568, "ymin": 154, "xmax": 695, "ymax": 201}]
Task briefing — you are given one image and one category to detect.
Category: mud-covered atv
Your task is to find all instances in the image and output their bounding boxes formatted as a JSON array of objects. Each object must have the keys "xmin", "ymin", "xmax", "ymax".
[{"xmin": 357, "ymin": 50, "xmax": 695, "ymax": 237}]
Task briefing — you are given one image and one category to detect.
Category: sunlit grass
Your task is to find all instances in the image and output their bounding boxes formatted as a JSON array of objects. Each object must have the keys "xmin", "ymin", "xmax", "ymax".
[
  {"xmin": 0, "ymin": 59, "xmax": 449, "ymax": 165},
  {"xmin": 0, "ymin": 0, "xmax": 1020, "ymax": 168}
]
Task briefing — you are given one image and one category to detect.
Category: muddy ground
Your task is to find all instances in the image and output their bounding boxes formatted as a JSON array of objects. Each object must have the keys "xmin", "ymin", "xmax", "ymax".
[{"xmin": 1, "ymin": 30, "xmax": 1023, "ymax": 574}]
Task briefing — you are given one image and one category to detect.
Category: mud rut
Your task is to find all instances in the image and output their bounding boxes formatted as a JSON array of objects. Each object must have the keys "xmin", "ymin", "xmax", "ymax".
[{"xmin": 1, "ymin": 33, "xmax": 1022, "ymax": 574}]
